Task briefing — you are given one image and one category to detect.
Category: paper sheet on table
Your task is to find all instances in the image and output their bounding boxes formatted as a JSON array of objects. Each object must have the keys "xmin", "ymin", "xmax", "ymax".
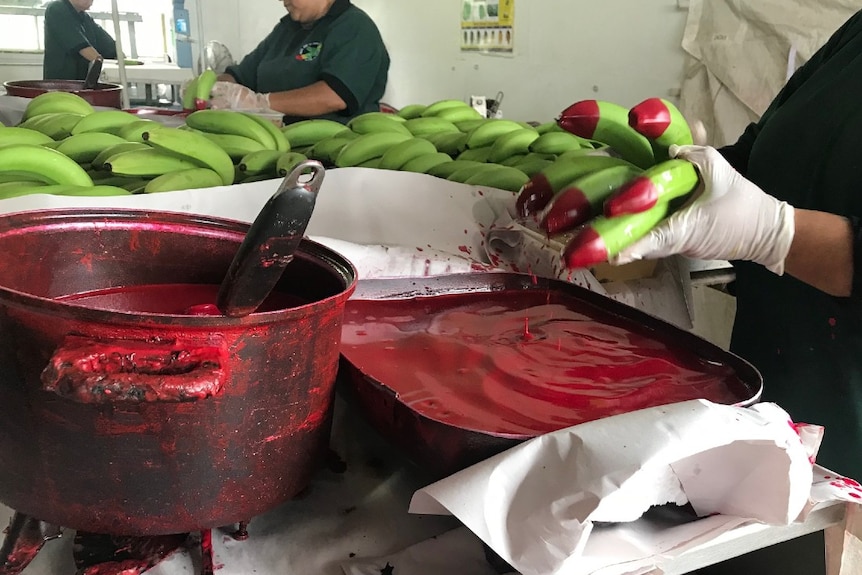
[
  {"xmin": 408, "ymin": 400, "xmax": 829, "ymax": 575},
  {"xmin": 0, "ymin": 168, "xmax": 570, "ymax": 282}
]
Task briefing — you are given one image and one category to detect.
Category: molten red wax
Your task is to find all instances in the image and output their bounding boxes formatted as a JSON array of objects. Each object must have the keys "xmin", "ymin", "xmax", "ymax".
[
  {"xmin": 342, "ymin": 290, "xmax": 749, "ymax": 436},
  {"xmin": 56, "ymin": 283, "xmax": 306, "ymax": 315}
]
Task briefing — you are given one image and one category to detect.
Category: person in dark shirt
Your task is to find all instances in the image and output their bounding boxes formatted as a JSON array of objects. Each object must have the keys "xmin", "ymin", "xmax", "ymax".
[
  {"xmin": 603, "ymin": 10, "xmax": 862, "ymax": 575},
  {"xmin": 209, "ymin": 0, "xmax": 389, "ymax": 124},
  {"xmin": 43, "ymin": 0, "xmax": 117, "ymax": 81}
]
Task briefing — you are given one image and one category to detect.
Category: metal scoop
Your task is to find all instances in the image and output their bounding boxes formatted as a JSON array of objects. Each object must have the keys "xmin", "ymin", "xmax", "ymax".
[{"xmin": 215, "ymin": 160, "xmax": 325, "ymax": 317}]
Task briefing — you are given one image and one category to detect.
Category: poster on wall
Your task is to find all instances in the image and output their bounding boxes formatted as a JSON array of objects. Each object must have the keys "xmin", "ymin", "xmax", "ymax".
[{"xmin": 460, "ymin": 0, "xmax": 514, "ymax": 53}]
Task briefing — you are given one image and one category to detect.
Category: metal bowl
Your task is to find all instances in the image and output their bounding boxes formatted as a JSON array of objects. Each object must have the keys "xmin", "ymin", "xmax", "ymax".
[{"xmin": 4, "ymin": 80, "xmax": 124, "ymax": 108}]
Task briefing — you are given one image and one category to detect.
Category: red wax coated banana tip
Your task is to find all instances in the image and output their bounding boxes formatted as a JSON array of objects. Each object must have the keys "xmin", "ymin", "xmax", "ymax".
[
  {"xmin": 194, "ymin": 98, "xmax": 209, "ymax": 111},
  {"xmin": 515, "ymin": 174, "xmax": 554, "ymax": 218},
  {"xmin": 563, "ymin": 227, "xmax": 607, "ymax": 269},
  {"xmin": 557, "ymin": 100, "xmax": 601, "ymax": 139},
  {"xmin": 604, "ymin": 176, "xmax": 659, "ymax": 217},
  {"xmin": 628, "ymin": 98, "xmax": 671, "ymax": 139},
  {"xmin": 540, "ymin": 187, "xmax": 592, "ymax": 235}
]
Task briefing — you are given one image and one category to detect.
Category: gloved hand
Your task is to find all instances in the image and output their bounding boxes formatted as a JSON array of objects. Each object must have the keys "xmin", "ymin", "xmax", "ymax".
[
  {"xmin": 210, "ymin": 81, "xmax": 271, "ymax": 111},
  {"xmin": 613, "ymin": 145, "xmax": 796, "ymax": 275}
]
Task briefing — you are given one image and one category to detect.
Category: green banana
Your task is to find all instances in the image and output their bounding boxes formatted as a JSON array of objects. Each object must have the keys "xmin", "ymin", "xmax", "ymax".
[
  {"xmin": 397, "ymin": 104, "xmax": 427, "ymax": 120},
  {"xmin": 404, "ymin": 117, "xmax": 461, "ymax": 137},
  {"xmin": 244, "ymin": 113, "xmax": 290, "ymax": 152},
  {"xmin": 91, "ymin": 142, "xmax": 151, "ymax": 170},
  {"xmin": 628, "ymin": 97, "xmax": 693, "ymax": 161},
  {"xmin": 0, "ymin": 127, "xmax": 54, "ymax": 147},
  {"xmin": 201, "ymin": 132, "xmax": 267, "ymax": 161},
  {"xmin": 347, "ymin": 114, "xmax": 412, "ymax": 136},
  {"xmin": 358, "ymin": 158, "xmax": 381, "ymax": 169},
  {"xmin": 238, "ymin": 150, "xmax": 286, "ymax": 176},
  {"xmin": 182, "ymin": 76, "xmax": 200, "ymax": 110},
  {"xmin": 144, "ymin": 167, "xmax": 224, "ymax": 194},
  {"xmin": 564, "ymin": 202, "xmax": 671, "ymax": 269},
  {"xmin": 22, "ymin": 91, "xmax": 93, "ymax": 120},
  {"xmin": 186, "ymin": 110, "xmax": 278, "ymax": 149},
  {"xmin": 421, "ymin": 131, "xmax": 468, "ymax": 155},
  {"xmin": 499, "ymin": 154, "xmax": 527, "ymax": 167},
  {"xmin": 348, "ymin": 111, "xmax": 407, "ymax": 123},
  {"xmin": 426, "ymin": 160, "xmax": 483, "ymax": 179},
  {"xmin": 536, "ymin": 121, "xmax": 565, "ymax": 135},
  {"xmin": 558, "ymin": 100, "xmax": 655, "ymax": 169},
  {"xmin": 515, "ymin": 155, "xmax": 638, "ymax": 218},
  {"xmin": 378, "ymin": 138, "xmax": 438, "ymax": 171},
  {"xmin": 0, "ymin": 144, "xmax": 93, "ymax": 187},
  {"xmin": 281, "ymin": 119, "xmax": 350, "ymax": 147},
  {"xmin": 276, "ymin": 152, "xmax": 310, "ymax": 176},
  {"xmin": 463, "ymin": 166, "xmax": 530, "ymax": 192},
  {"xmin": 541, "ymin": 164, "xmax": 644, "ymax": 234},
  {"xmin": 465, "ymin": 119, "xmax": 525, "ymax": 149},
  {"xmin": 421, "ymin": 99, "xmax": 470, "ymax": 117},
  {"xmin": 446, "ymin": 163, "xmax": 499, "ymax": 183},
  {"xmin": 142, "ymin": 127, "xmax": 235, "ymax": 185},
  {"xmin": 457, "ymin": 147, "xmax": 492, "ymax": 163},
  {"xmin": 529, "ymin": 132, "xmax": 586, "ymax": 155},
  {"xmin": 19, "ymin": 113, "xmax": 84, "ymax": 140},
  {"xmin": 105, "ymin": 148, "xmax": 201, "ymax": 177},
  {"xmin": 400, "ymin": 152, "xmax": 453, "ymax": 174},
  {"xmin": 55, "ymin": 132, "xmax": 127, "ymax": 164},
  {"xmin": 604, "ymin": 159, "xmax": 699, "ymax": 216},
  {"xmin": 117, "ymin": 120, "xmax": 159, "ymax": 143},
  {"xmin": 51, "ymin": 185, "xmax": 132, "ymax": 196},
  {"xmin": 335, "ymin": 132, "xmax": 413, "ymax": 168},
  {"xmin": 71, "ymin": 110, "xmax": 141, "ymax": 136},
  {"xmin": 487, "ymin": 128, "xmax": 540, "ymax": 164},
  {"xmin": 195, "ymin": 69, "xmax": 218, "ymax": 106},
  {"xmin": 433, "ymin": 106, "xmax": 484, "ymax": 123},
  {"xmin": 455, "ymin": 119, "xmax": 487, "ymax": 133},
  {"xmin": 307, "ymin": 136, "xmax": 354, "ymax": 164},
  {"xmin": 512, "ymin": 158, "xmax": 554, "ymax": 178}
]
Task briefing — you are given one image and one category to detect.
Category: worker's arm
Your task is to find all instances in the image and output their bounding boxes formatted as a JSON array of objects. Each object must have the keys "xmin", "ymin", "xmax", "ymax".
[
  {"xmin": 210, "ymin": 81, "xmax": 347, "ymax": 117},
  {"xmin": 78, "ymin": 46, "xmax": 102, "ymax": 62},
  {"xmin": 266, "ymin": 81, "xmax": 346, "ymax": 117},
  {"xmin": 784, "ymin": 210, "xmax": 853, "ymax": 297},
  {"xmin": 609, "ymin": 145, "xmax": 856, "ymax": 298}
]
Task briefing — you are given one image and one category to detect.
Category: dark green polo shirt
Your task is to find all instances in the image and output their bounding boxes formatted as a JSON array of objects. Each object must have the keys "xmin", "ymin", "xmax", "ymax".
[
  {"xmin": 720, "ymin": 10, "xmax": 862, "ymax": 479},
  {"xmin": 43, "ymin": 0, "xmax": 117, "ymax": 81},
  {"xmin": 225, "ymin": 0, "xmax": 389, "ymax": 124}
]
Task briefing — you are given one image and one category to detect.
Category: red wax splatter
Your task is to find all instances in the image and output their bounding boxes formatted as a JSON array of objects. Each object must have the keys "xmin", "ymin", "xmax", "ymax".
[
  {"xmin": 829, "ymin": 318, "xmax": 837, "ymax": 327},
  {"xmin": 200, "ymin": 529, "xmax": 214, "ymax": 575},
  {"xmin": 522, "ymin": 316, "xmax": 534, "ymax": 341},
  {"xmin": 628, "ymin": 98, "xmax": 672, "ymax": 139},
  {"xmin": 342, "ymin": 290, "xmax": 750, "ymax": 436},
  {"xmin": 458, "ymin": 245, "xmax": 471, "ymax": 255},
  {"xmin": 516, "ymin": 175, "xmax": 554, "ymax": 217}
]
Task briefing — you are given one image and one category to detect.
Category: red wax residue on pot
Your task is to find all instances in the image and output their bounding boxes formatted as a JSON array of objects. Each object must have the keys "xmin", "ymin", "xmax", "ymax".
[
  {"xmin": 56, "ymin": 283, "xmax": 307, "ymax": 314},
  {"xmin": 342, "ymin": 290, "xmax": 749, "ymax": 436}
]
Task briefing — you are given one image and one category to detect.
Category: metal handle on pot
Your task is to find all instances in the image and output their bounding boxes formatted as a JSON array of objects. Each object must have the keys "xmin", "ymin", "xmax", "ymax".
[
  {"xmin": 41, "ymin": 335, "xmax": 227, "ymax": 404},
  {"xmin": 216, "ymin": 160, "xmax": 325, "ymax": 318}
]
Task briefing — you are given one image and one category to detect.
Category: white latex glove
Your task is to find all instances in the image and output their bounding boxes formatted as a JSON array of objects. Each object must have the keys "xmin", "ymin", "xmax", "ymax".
[
  {"xmin": 614, "ymin": 145, "xmax": 796, "ymax": 275},
  {"xmin": 210, "ymin": 81, "xmax": 271, "ymax": 111}
]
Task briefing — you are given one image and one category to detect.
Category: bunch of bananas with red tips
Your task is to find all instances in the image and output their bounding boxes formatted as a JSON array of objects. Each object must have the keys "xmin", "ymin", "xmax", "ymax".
[{"xmin": 515, "ymin": 97, "xmax": 701, "ymax": 270}]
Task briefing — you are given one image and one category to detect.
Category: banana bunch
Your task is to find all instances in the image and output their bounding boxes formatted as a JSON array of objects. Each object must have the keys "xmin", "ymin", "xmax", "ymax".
[
  {"xmin": 185, "ymin": 110, "xmax": 290, "ymax": 155},
  {"xmin": 182, "ymin": 69, "xmax": 218, "ymax": 111},
  {"xmin": 21, "ymin": 91, "xmax": 94, "ymax": 121}
]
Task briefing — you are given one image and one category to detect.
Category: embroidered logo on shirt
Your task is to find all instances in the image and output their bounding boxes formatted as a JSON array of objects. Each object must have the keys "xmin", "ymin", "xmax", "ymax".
[{"xmin": 296, "ymin": 42, "xmax": 323, "ymax": 62}]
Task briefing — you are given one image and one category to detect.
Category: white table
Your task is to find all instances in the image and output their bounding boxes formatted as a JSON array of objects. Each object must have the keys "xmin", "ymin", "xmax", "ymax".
[{"xmin": 100, "ymin": 62, "xmax": 195, "ymax": 106}]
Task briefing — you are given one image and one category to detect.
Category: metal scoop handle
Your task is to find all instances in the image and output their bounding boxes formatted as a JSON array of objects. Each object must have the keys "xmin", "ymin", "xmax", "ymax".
[{"xmin": 216, "ymin": 160, "xmax": 324, "ymax": 317}]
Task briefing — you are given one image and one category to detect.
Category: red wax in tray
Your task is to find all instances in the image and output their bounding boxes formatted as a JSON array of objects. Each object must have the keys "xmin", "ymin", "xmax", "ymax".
[{"xmin": 341, "ymin": 289, "xmax": 750, "ymax": 437}]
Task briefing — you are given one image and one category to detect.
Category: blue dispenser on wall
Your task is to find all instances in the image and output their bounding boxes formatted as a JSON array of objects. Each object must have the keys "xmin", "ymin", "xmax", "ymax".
[{"xmin": 173, "ymin": 0, "xmax": 193, "ymax": 69}]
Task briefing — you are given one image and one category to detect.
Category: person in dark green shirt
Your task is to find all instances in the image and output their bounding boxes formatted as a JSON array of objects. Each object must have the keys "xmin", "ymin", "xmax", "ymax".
[
  {"xmin": 209, "ymin": 0, "xmax": 389, "ymax": 124},
  {"xmin": 603, "ymin": 10, "xmax": 862, "ymax": 575},
  {"xmin": 43, "ymin": 0, "xmax": 117, "ymax": 81}
]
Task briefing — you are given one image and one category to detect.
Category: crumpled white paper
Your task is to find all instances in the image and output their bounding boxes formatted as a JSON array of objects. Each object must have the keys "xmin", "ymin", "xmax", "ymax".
[{"xmin": 408, "ymin": 400, "xmax": 824, "ymax": 575}]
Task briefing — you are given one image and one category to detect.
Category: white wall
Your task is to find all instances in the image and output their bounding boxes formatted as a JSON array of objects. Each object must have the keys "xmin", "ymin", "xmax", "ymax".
[
  {"xmin": 195, "ymin": 0, "xmax": 689, "ymax": 123},
  {"xmin": 1, "ymin": 0, "xmax": 689, "ymax": 123}
]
